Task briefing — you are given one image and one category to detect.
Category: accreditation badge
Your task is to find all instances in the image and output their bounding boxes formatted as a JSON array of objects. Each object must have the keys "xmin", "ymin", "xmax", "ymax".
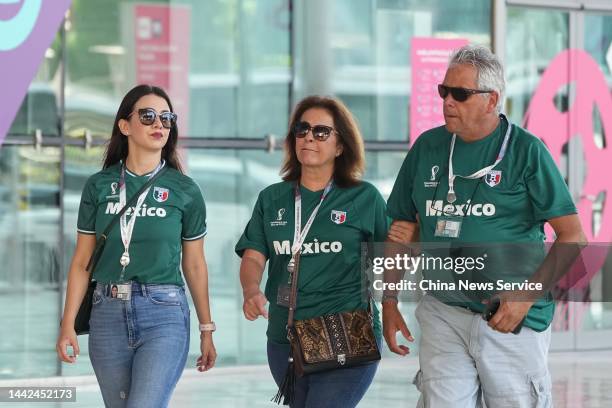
[
  {"xmin": 111, "ymin": 283, "xmax": 132, "ymax": 300},
  {"xmin": 276, "ymin": 284, "xmax": 291, "ymax": 307},
  {"xmin": 434, "ymin": 216, "xmax": 462, "ymax": 238}
]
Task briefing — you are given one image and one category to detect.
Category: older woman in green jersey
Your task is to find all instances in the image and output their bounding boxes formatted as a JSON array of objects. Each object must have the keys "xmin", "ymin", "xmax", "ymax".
[
  {"xmin": 236, "ymin": 96, "xmax": 388, "ymax": 407},
  {"xmin": 56, "ymin": 85, "xmax": 216, "ymax": 407}
]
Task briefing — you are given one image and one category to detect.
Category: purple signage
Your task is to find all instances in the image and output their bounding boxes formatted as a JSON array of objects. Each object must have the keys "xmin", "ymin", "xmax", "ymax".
[{"xmin": 0, "ymin": 0, "xmax": 72, "ymax": 146}]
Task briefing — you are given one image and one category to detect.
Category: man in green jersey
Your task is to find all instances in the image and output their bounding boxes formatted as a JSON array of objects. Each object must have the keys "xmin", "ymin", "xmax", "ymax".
[{"xmin": 383, "ymin": 45, "xmax": 586, "ymax": 407}]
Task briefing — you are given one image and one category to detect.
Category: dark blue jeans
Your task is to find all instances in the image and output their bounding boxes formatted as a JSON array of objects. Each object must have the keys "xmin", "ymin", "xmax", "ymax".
[{"xmin": 267, "ymin": 339, "xmax": 380, "ymax": 408}]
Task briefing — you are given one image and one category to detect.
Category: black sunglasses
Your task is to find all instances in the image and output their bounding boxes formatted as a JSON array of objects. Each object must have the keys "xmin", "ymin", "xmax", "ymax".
[
  {"xmin": 437, "ymin": 84, "xmax": 492, "ymax": 102},
  {"xmin": 293, "ymin": 121, "xmax": 335, "ymax": 141},
  {"xmin": 128, "ymin": 108, "xmax": 177, "ymax": 129}
]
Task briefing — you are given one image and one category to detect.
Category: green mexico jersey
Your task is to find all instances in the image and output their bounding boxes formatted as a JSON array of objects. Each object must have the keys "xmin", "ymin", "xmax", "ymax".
[
  {"xmin": 236, "ymin": 181, "xmax": 389, "ymax": 344},
  {"xmin": 387, "ymin": 120, "xmax": 577, "ymax": 331},
  {"xmin": 77, "ymin": 162, "xmax": 207, "ymax": 285}
]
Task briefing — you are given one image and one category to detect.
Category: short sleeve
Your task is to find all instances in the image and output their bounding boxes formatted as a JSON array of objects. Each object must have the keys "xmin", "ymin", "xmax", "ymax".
[
  {"xmin": 77, "ymin": 177, "xmax": 98, "ymax": 235},
  {"xmin": 387, "ymin": 140, "xmax": 420, "ymax": 222},
  {"xmin": 182, "ymin": 180, "xmax": 207, "ymax": 241},
  {"xmin": 358, "ymin": 185, "xmax": 389, "ymax": 242},
  {"xmin": 372, "ymin": 191, "xmax": 390, "ymax": 242},
  {"xmin": 235, "ymin": 192, "xmax": 269, "ymax": 258},
  {"xmin": 526, "ymin": 138, "xmax": 577, "ymax": 222}
]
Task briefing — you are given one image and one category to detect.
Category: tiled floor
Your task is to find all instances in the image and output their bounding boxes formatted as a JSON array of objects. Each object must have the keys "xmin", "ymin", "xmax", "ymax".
[{"xmin": 1, "ymin": 351, "xmax": 611, "ymax": 407}]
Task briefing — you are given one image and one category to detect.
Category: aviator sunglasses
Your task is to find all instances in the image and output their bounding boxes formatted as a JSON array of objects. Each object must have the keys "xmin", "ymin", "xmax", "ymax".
[
  {"xmin": 128, "ymin": 108, "xmax": 177, "ymax": 129},
  {"xmin": 437, "ymin": 84, "xmax": 493, "ymax": 102},
  {"xmin": 293, "ymin": 121, "xmax": 336, "ymax": 141}
]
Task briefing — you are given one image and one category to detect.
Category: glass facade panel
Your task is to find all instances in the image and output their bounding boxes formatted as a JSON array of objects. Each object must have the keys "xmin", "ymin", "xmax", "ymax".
[
  {"xmin": 7, "ymin": 33, "xmax": 62, "ymax": 138},
  {"xmin": 0, "ymin": 144, "xmax": 61, "ymax": 379},
  {"xmin": 186, "ymin": 149, "xmax": 282, "ymax": 365},
  {"xmin": 294, "ymin": 0, "xmax": 491, "ymax": 143},
  {"xmin": 65, "ymin": 0, "xmax": 290, "ymax": 140},
  {"xmin": 505, "ymin": 7, "xmax": 570, "ymax": 125},
  {"xmin": 580, "ymin": 12, "xmax": 612, "ymax": 333},
  {"xmin": 1, "ymin": 37, "xmax": 63, "ymax": 377},
  {"xmin": 506, "ymin": 7, "xmax": 572, "ymax": 339}
]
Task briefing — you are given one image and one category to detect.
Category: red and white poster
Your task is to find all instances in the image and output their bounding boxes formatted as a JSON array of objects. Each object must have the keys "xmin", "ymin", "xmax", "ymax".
[
  {"xmin": 133, "ymin": 4, "xmax": 191, "ymax": 136},
  {"xmin": 410, "ymin": 37, "xmax": 468, "ymax": 143}
]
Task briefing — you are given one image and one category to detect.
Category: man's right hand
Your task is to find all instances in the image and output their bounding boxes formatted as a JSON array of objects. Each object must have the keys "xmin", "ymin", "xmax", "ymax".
[
  {"xmin": 382, "ymin": 301, "xmax": 414, "ymax": 356},
  {"xmin": 242, "ymin": 289, "xmax": 269, "ymax": 320}
]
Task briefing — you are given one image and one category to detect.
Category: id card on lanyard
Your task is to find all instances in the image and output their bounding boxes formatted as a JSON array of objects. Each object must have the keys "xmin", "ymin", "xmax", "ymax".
[
  {"xmin": 276, "ymin": 181, "xmax": 333, "ymax": 307},
  {"xmin": 434, "ymin": 216, "xmax": 463, "ymax": 239},
  {"xmin": 434, "ymin": 114, "xmax": 512, "ymax": 239},
  {"xmin": 112, "ymin": 160, "xmax": 165, "ymax": 300}
]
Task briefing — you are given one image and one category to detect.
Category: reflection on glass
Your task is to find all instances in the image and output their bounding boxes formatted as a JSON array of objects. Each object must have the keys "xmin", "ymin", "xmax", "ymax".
[
  {"xmin": 66, "ymin": 0, "xmax": 290, "ymax": 140},
  {"xmin": 185, "ymin": 149, "xmax": 282, "ymax": 364},
  {"xmin": 61, "ymin": 146, "xmax": 105, "ymax": 377},
  {"xmin": 582, "ymin": 12, "xmax": 612, "ymax": 333},
  {"xmin": 585, "ymin": 13, "xmax": 612, "ymax": 78},
  {"xmin": 505, "ymin": 8, "xmax": 569, "ymax": 124},
  {"xmin": 8, "ymin": 33, "xmax": 61, "ymax": 138},
  {"xmin": 0, "ymin": 146, "xmax": 61, "ymax": 379},
  {"xmin": 294, "ymin": 0, "xmax": 490, "ymax": 142},
  {"xmin": 506, "ymin": 7, "xmax": 571, "ymax": 336}
]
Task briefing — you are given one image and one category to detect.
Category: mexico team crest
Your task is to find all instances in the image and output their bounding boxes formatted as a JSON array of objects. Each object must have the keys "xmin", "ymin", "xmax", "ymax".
[
  {"xmin": 485, "ymin": 170, "xmax": 502, "ymax": 187},
  {"xmin": 331, "ymin": 210, "xmax": 347, "ymax": 224},
  {"xmin": 153, "ymin": 187, "xmax": 169, "ymax": 202}
]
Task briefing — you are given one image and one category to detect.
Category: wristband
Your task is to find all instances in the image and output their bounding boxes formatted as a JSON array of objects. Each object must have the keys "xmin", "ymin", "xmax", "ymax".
[
  {"xmin": 381, "ymin": 294, "xmax": 399, "ymax": 304},
  {"xmin": 199, "ymin": 322, "xmax": 216, "ymax": 332}
]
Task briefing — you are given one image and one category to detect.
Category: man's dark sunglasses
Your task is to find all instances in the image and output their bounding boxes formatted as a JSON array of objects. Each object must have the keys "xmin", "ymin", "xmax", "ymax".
[
  {"xmin": 437, "ymin": 84, "xmax": 493, "ymax": 102},
  {"xmin": 128, "ymin": 108, "xmax": 177, "ymax": 129},
  {"xmin": 293, "ymin": 121, "xmax": 335, "ymax": 141}
]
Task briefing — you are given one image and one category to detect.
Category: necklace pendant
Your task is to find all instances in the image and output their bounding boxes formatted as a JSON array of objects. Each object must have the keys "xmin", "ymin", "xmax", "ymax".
[
  {"xmin": 287, "ymin": 258, "xmax": 295, "ymax": 273},
  {"xmin": 120, "ymin": 252, "xmax": 130, "ymax": 267},
  {"xmin": 446, "ymin": 191, "xmax": 457, "ymax": 204}
]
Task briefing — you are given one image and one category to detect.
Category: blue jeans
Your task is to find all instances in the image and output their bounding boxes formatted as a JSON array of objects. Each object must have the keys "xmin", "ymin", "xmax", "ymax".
[
  {"xmin": 267, "ymin": 339, "xmax": 380, "ymax": 408},
  {"xmin": 88, "ymin": 282, "xmax": 190, "ymax": 408}
]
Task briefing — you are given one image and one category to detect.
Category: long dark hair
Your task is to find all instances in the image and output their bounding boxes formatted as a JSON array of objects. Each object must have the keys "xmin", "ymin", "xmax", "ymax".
[
  {"xmin": 281, "ymin": 95, "xmax": 365, "ymax": 188},
  {"xmin": 103, "ymin": 84, "xmax": 183, "ymax": 172}
]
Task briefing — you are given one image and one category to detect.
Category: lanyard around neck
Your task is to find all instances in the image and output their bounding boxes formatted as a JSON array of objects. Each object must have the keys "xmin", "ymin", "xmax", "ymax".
[
  {"xmin": 447, "ymin": 114, "xmax": 512, "ymax": 203},
  {"xmin": 118, "ymin": 160, "xmax": 165, "ymax": 280},
  {"xmin": 291, "ymin": 180, "xmax": 334, "ymax": 257}
]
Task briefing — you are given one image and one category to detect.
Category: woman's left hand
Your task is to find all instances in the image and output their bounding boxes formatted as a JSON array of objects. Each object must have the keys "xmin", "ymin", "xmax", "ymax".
[{"xmin": 196, "ymin": 332, "xmax": 217, "ymax": 372}]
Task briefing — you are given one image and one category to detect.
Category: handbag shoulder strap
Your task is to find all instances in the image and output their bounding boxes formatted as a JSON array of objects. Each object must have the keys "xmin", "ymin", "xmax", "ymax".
[
  {"xmin": 287, "ymin": 252, "xmax": 301, "ymax": 328},
  {"xmin": 85, "ymin": 165, "xmax": 169, "ymax": 276}
]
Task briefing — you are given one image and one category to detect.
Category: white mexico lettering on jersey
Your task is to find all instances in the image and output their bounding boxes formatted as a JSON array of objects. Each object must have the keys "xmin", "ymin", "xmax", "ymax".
[
  {"xmin": 105, "ymin": 202, "xmax": 167, "ymax": 218},
  {"xmin": 273, "ymin": 239, "xmax": 343, "ymax": 255},
  {"xmin": 425, "ymin": 200, "xmax": 496, "ymax": 217}
]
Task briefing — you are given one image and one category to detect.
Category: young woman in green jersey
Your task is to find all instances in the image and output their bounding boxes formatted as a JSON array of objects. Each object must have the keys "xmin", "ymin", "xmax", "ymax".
[
  {"xmin": 56, "ymin": 85, "xmax": 216, "ymax": 407},
  {"xmin": 236, "ymin": 96, "xmax": 388, "ymax": 407}
]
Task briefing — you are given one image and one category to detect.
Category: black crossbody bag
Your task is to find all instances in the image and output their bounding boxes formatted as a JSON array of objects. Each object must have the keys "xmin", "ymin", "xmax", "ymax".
[{"xmin": 64, "ymin": 166, "xmax": 168, "ymax": 335}]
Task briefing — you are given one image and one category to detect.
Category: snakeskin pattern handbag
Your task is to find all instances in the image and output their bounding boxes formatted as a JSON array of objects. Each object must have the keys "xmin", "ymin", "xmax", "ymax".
[{"xmin": 289, "ymin": 308, "xmax": 380, "ymax": 376}]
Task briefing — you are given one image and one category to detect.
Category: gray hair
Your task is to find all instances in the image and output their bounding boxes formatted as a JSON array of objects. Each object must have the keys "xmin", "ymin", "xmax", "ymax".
[{"xmin": 449, "ymin": 45, "xmax": 505, "ymax": 113}]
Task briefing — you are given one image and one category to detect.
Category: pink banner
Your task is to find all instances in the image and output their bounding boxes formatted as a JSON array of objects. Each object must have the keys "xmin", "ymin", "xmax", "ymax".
[
  {"xmin": 410, "ymin": 37, "xmax": 468, "ymax": 143},
  {"xmin": 134, "ymin": 4, "xmax": 190, "ymax": 136}
]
